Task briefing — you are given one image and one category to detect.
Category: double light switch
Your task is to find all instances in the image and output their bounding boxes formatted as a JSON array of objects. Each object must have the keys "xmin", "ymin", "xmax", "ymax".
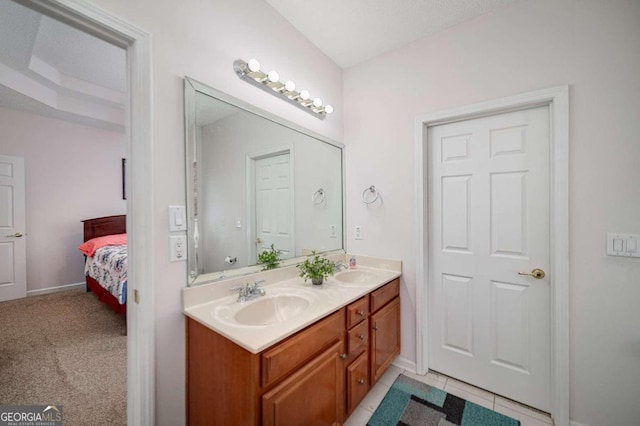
[{"xmin": 607, "ymin": 233, "xmax": 639, "ymax": 258}]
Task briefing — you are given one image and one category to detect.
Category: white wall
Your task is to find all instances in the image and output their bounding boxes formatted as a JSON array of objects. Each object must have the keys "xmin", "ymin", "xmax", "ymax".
[
  {"xmin": 0, "ymin": 106, "xmax": 126, "ymax": 292},
  {"xmin": 84, "ymin": 0, "xmax": 344, "ymax": 425},
  {"xmin": 343, "ymin": 0, "xmax": 640, "ymax": 425}
]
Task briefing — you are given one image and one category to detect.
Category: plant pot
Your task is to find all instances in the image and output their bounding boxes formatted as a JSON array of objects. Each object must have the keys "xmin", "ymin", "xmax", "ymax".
[{"xmin": 311, "ymin": 277, "xmax": 323, "ymax": 285}]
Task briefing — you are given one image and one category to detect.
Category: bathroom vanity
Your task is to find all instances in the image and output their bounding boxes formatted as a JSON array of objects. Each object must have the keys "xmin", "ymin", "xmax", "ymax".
[{"xmin": 184, "ymin": 260, "xmax": 401, "ymax": 425}]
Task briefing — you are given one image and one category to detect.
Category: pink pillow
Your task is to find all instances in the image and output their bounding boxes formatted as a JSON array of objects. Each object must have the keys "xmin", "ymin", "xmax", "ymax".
[{"xmin": 79, "ymin": 233, "xmax": 127, "ymax": 257}]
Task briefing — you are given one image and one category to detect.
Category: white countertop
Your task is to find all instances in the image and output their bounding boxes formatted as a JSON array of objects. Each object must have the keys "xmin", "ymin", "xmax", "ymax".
[{"xmin": 183, "ymin": 255, "xmax": 401, "ymax": 354}]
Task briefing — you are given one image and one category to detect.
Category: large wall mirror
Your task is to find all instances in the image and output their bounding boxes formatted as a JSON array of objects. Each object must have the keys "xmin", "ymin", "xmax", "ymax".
[{"xmin": 184, "ymin": 77, "xmax": 344, "ymax": 286}]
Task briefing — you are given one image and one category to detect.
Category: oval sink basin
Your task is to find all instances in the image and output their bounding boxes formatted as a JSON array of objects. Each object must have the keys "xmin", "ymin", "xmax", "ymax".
[
  {"xmin": 233, "ymin": 295, "xmax": 310, "ymax": 326},
  {"xmin": 335, "ymin": 270, "xmax": 378, "ymax": 284}
]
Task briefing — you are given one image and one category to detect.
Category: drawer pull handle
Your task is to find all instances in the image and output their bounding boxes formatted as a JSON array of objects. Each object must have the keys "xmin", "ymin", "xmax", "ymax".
[
  {"xmin": 358, "ymin": 378, "xmax": 365, "ymax": 385},
  {"xmin": 357, "ymin": 334, "xmax": 365, "ymax": 341},
  {"xmin": 356, "ymin": 310, "xmax": 365, "ymax": 316},
  {"xmin": 372, "ymin": 325, "xmax": 378, "ymax": 331},
  {"xmin": 340, "ymin": 353, "xmax": 347, "ymax": 360}
]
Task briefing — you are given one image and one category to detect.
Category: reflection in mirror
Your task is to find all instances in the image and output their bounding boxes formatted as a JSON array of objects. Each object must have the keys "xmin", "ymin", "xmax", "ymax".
[{"xmin": 185, "ymin": 78, "xmax": 344, "ymax": 286}]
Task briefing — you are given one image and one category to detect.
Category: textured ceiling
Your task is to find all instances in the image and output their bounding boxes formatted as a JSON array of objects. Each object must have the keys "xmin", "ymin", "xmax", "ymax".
[{"xmin": 265, "ymin": 0, "xmax": 517, "ymax": 68}]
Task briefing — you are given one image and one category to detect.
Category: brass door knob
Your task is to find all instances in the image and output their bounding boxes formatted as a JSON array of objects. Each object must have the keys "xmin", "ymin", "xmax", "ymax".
[
  {"xmin": 518, "ymin": 268, "xmax": 545, "ymax": 279},
  {"xmin": 5, "ymin": 232, "xmax": 23, "ymax": 238},
  {"xmin": 255, "ymin": 237, "xmax": 262, "ymax": 244}
]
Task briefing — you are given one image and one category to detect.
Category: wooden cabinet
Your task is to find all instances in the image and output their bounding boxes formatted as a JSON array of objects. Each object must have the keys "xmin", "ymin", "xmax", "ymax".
[
  {"xmin": 343, "ymin": 279, "xmax": 401, "ymax": 417},
  {"xmin": 347, "ymin": 319, "xmax": 368, "ymax": 361},
  {"xmin": 186, "ymin": 277, "xmax": 401, "ymax": 426},
  {"xmin": 263, "ymin": 340, "xmax": 345, "ymax": 426},
  {"xmin": 346, "ymin": 352, "xmax": 369, "ymax": 414},
  {"xmin": 370, "ymin": 278, "xmax": 399, "ymax": 312},
  {"xmin": 346, "ymin": 296, "xmax": 368, "ymax": 329},
  {"xmin": 371, "ymin": 296, "xmax": 400, "ymax": 383},
  {"xmin": 261, "ymin": 310, "xmax": 344, "ymax": 387},
  {"xmin": 344, "ymin": 298, "xmax": 370, "ymax": 417}
]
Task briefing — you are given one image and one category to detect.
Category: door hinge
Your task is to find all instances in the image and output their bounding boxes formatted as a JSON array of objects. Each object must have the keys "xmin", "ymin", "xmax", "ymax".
[{"xmin": 134, "ymin": 289, "xmax": 140, "ymax": 304}]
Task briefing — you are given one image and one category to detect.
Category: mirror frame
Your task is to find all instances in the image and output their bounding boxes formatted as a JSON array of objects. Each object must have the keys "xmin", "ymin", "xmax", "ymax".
[{"xmin": 184, "ymin": 77, "xmax": 346, "ymax": 286}]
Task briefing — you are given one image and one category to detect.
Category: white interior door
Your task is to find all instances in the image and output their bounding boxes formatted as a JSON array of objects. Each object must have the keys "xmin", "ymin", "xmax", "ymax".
[
  {"xmin": 428, "ymin": 107, "xmax": 550, "ymax": 411},
  {"xmin": 0, "ymin": 155, "xmax": 27, "ymax": 302},
  {"xmin": 255, "ymin": 153, "xmax": 293, "ymax": 260}
]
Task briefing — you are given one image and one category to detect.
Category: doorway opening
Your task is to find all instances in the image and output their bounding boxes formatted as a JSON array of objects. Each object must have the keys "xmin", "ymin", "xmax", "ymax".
[{"xmin": 4, "ymin": 0, "xmax": 154, "ymax": 424}]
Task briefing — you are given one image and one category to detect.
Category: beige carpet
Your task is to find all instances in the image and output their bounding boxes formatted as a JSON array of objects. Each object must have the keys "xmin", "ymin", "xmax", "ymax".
[{"xmin": 0, "ymin": 289, "xmax": 126, "ymax": 425}]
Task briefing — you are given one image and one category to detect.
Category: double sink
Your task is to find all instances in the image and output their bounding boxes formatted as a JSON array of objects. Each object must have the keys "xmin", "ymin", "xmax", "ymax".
[
  {"xmin": 216, "ymin": 269, "xmax": 381, "ymax": 327},
  {"xmin": 183, "ymin": 261, "xmax": 401, "ymax": 353}
]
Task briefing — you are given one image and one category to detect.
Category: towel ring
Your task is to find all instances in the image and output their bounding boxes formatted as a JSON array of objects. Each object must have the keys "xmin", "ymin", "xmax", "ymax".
[
  {"xmin": 312, "ymin": 188, "xmax": 326, "ymax": 205},
  {"xmin": 362, "ymin": 185, "xmax": 380, "ymax": 204}
]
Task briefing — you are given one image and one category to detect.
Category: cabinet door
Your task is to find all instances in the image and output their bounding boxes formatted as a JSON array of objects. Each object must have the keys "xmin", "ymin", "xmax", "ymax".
[
  {"xmin": 371, "ymin": 297, "xmax": 401, "ymax": 383},
  {"xmin": 262, "ymin": 340, "xmax": 345, "ymax": 426}
]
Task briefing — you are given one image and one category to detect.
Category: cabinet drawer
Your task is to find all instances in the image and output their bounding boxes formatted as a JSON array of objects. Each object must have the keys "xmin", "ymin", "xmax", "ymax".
[
  {"xmin": 370, "ymin": 279, "xmax": 399, "ymax": 312},
  {"xmin": 347, "ymin": 319, "xmax": 368, "ymax": 359},
  {"xmin": 261, "ymin": 309, "xmax": 345, "ymax": 387},
  {"xmin": 347, "ymin": 352, "xmax": 369, "ymax": 414},
  {"xmin": 346, "ymin": 297, "xmax": 369, "ymax": 329}
]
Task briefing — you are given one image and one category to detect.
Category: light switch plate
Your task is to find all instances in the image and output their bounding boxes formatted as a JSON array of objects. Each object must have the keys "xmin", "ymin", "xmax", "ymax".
[
  {"xmin": 169, "ymin": 205, "xmax": 187, "ymax": 232},
  {"xmin": 607, "ymin": 233, "xmax": 640, "ymax": 258}
]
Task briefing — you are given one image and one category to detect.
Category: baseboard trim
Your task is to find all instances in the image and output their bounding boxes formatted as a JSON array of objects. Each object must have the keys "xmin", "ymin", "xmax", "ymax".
[
  {"xmin": 27, "ymin": 282, "xmax": 85, "ymax": 297},
  {"xmin": 392, "ymin": 356, "xmax": 417, "ymax": 374},
  {"xmin": 570, "ymin": 421, "xmax": 589, "ymax": 426}
]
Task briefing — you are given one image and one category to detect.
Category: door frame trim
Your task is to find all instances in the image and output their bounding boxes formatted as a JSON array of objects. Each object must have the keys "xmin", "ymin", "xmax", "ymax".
[
  {"xmin": 18, "ymin": 1, "xmax": 156, "ymax": 424},
  {"xmin": 415, "ymin": 86, "xmax": 569, "ymax": 426}
]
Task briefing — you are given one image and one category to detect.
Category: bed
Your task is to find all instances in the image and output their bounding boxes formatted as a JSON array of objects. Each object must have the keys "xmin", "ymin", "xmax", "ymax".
[{"xmin": 81, "ymin": 215, "xmax": 127, "ymax": 314}]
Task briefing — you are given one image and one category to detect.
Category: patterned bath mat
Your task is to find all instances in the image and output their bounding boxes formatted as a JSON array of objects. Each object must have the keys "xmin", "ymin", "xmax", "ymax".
[{"xmin": 368, "ymin": 374, "xmax": 520, "ymax": 426}]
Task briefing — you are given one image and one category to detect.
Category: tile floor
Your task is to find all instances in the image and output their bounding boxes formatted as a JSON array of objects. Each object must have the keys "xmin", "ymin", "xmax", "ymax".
[{"xmin": 344, "ymin": 366, "xmax": 554, "ymax": 426}]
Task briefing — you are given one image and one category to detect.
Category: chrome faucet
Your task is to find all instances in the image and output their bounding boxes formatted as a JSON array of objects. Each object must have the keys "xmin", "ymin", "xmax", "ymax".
[
  {"xmin": 334, "ymin": 261, "xmax": 349, "ymax": 273},
  {"xmin": 231, "ymin": 280, "xmax": 266, "ymax": 302}
]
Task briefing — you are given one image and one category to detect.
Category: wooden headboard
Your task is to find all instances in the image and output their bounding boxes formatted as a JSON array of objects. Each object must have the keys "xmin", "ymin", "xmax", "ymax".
[{"xmin": 82, "ymin": 215, "xmax": 126, "ymax": 242}]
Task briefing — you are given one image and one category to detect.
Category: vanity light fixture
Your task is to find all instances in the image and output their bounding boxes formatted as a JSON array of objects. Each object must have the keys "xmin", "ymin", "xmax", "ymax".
[{"xmin": 233, "ymin": 58, "xmax": 334, "ymax": 120}]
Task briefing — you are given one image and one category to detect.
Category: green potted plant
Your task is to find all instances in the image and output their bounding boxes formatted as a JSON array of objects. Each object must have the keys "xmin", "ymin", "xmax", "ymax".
[
  {"xmin": 297, "ymin": 252, "xmax": 335, "ymax": 285},
  {"xmin": 257, "ymin": 244, "xmax": 282, "ymax": 271}
]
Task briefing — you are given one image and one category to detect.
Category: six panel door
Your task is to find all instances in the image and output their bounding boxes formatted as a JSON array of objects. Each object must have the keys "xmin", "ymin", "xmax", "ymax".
[{"xmin": 427, "ymin": 107, "xmax": 551, "ymax": 411}]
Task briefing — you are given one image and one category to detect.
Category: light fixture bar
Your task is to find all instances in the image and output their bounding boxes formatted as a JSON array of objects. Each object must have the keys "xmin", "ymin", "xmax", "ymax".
[{"xmin": 233, "ymin": 59, "xmax": 333, "ymax": 120}]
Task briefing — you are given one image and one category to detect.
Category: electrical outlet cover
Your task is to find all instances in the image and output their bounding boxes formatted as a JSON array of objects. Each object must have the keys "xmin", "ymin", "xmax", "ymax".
[
  {"xmin": 355, "ymin": 225, "xmax": 362, "ymax": 240},
  {"xmin": 170, "ymin": 235, "xmax": 187, "ymax": 262}
]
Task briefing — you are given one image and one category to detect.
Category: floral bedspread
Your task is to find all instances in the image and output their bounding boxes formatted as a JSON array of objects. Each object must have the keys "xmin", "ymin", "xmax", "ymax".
[{"xmin": 84, "ymin": 244, "xmax": 127, "ymax": 304}]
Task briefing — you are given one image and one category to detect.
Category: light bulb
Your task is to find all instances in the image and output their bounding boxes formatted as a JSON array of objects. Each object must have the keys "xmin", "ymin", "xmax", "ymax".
[
  {"xmin": 324, "ymin": 105, "xmax": 334, "ymax": 114},
  {"xmin": 299, "ymin": 90, "xmax": 310, "ymax": 100},
  {"xmin": 284, "ymin": 81, "xmax": 296, "ymax": 92},
  {"xmin": 312, "ymin": 97, "xmax": 323, "ymax": 108},
  {"xmin": 247, "ymin": 59, "xmax": 260, "ymax": 73},
  {"xmin": 267, "ymin": 70, "xmax": 279, "ymax": 83}
]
